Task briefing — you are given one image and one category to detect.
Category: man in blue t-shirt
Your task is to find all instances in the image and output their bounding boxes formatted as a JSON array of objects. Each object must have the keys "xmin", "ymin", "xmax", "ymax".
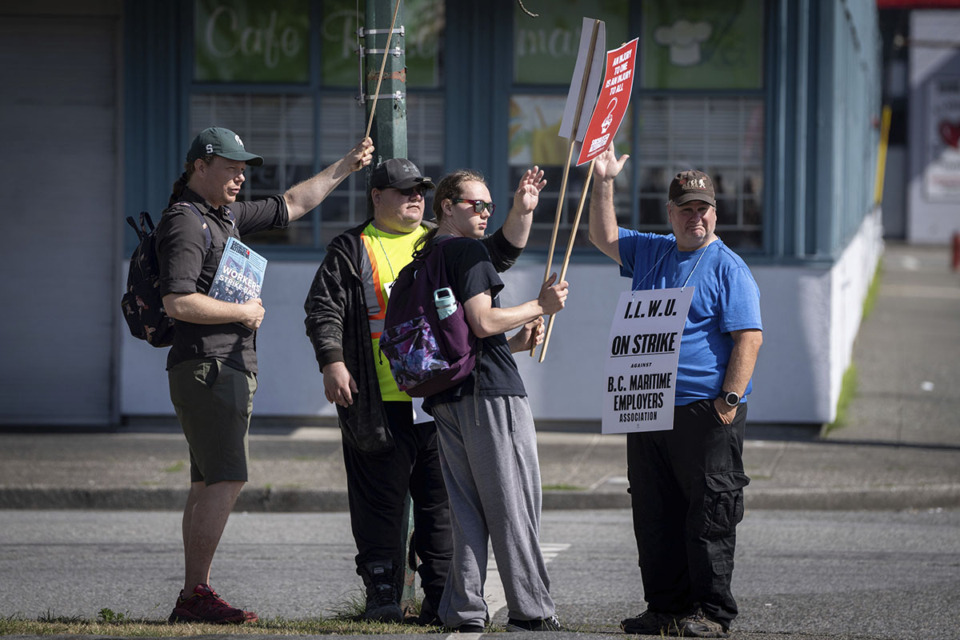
[{"xmin": 588, "ymin": 143, "xmax": 763, "ymax": 639}]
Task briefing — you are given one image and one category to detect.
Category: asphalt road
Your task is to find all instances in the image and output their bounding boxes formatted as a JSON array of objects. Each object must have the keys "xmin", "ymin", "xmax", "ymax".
[{"xmin": 2, "ymin": 508, "xmax": 959, "ymax": 640}]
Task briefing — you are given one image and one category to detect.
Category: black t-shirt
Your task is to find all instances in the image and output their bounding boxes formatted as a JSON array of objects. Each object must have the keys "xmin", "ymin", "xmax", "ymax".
[
  {"xmin": 156, "ymin": 187, "xmax": 288, "ymax": 373},
  {"xmin": 424, "ymin": 236, "xmax": 526, "ymax": 410}
]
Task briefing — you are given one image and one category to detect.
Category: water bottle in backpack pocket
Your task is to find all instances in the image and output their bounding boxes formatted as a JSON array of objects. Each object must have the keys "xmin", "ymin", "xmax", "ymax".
[{"xmin": 434, "ymin": 287, "xmax": 457, "ymax": 319}]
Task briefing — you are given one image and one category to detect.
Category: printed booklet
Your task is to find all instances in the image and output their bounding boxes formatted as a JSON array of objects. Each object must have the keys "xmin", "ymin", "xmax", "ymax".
[{"xmin": 208, "ymin": 237, "xmax": 268, "ymax": 304}]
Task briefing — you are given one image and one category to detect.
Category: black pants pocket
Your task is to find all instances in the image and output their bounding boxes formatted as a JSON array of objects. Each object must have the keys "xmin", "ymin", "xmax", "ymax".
[{"xmin": 702, "ymin": 471, "xmax": 750, "ymax": 539}]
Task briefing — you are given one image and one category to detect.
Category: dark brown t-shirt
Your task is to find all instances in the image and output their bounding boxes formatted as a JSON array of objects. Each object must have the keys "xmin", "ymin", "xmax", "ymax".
[{"xmin": 156, "ymin": 187, "xmax": 288, "ymax": 373}]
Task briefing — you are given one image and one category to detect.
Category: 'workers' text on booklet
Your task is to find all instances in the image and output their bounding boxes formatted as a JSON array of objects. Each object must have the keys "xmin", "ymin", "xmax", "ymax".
[{"xmin": 208, "ymin": 237, "xmax": 268, "ymax": 304}]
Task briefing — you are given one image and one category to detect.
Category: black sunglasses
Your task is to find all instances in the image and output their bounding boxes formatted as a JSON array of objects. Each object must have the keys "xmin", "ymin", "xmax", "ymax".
[
  {"xmin": 452, "ymin": 198, "xmax": 496, "ymax": 215},
  {"xmin": 393, "ymin": 185, "xmax": 427, "ymax": 196}
]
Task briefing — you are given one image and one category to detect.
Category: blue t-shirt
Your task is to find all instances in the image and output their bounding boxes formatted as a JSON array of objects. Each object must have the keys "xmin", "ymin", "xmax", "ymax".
[{"xmin": 618, "ymin": 230, "xmax": 762, "ymax": 405}]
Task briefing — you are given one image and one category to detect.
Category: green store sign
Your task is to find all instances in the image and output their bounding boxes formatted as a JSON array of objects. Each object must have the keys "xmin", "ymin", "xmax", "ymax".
[
  {"xmin": 195, "ymin": 0, "xmax": 310, "ymax": 83},
  {"xmin": 642, "ymin": 0, "xmax": 763, "ymax": 90},
  {"xmin": 195, "ymin": 0, "xmax": 441, "ymax": 87},
  {"xmin": 513, "ymin": 0, "xmax": 629, "ymax": 85}
]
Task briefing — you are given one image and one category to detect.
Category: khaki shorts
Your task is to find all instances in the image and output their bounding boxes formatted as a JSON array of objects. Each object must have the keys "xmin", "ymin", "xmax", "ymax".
[{"xmin": 168, "ymin": 358, "xmax": 257, "ymax": 485}]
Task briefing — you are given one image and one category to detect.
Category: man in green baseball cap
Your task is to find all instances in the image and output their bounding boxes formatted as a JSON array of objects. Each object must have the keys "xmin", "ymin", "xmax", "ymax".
[
  {"xmin": 156, "ymin": 128, "xmax": 374, "ymax": 625},
  {"xmin": 186, "ymin": 127, "xmax": 264, "ymax": 166}
]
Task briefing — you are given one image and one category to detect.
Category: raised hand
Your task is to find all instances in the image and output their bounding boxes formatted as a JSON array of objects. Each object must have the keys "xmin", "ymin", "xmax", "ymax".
[{"xmin": 513, "ymin": 165, "xmax": 547, "ymax": 213}]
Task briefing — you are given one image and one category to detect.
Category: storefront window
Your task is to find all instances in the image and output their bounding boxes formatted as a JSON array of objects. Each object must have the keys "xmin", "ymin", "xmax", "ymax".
[
  {"xmin": 510, "ymin": 1, "xmax": 629, "ymax": 248},
  {"xmin": 190, "ymin": 94, "xmax": 316, "ymax": 245},
  {"xmin": 314, "ymin": 93, "xmax": 446, "ymax": 248},
  {"xmin": 190, "ymin": 0, "xmax": 445, "ymax": 250},
  {"xmin": 510, "ymin": 0, "xmax": 765, "ymax": 251},
  {"xmin": 634, "ymin": 97, "xmax": 764, "ymax": 249}
]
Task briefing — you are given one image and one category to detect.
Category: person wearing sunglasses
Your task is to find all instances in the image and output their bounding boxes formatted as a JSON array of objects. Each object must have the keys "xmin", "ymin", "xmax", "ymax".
[
  {"xmin": 304, "ymin": 157, "xmax": 547, "ymax": 626},
  {"xmin": 411, "ymin": 169, "xmax": 569, "ymax": 633}
]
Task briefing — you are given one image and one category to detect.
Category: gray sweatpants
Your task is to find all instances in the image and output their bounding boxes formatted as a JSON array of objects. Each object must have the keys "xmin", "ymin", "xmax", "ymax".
[{"xmin": 431, "ymin": 394, "xmax": 556, "ymax": 627}]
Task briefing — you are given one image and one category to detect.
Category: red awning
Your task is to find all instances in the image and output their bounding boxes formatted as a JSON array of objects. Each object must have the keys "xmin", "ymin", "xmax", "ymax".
[{"xmin": 878, "ymin": 0, "xmax": 960, "ymax": 8}]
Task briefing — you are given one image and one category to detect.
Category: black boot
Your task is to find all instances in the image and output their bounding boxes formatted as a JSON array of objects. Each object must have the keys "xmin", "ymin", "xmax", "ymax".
[
  {"xmin": 415, "ymin": 590, "xmax": 442, "ymax": 626},
  {"xmin": 359, "ymin": 560, "xmax": 403, "ymax": 623}
]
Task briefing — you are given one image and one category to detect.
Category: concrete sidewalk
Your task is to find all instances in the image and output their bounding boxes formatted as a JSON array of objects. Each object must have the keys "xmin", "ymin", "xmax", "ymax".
[{"xmin": 2, "ymin": 243, "xmax": 958, "ymax": 512}]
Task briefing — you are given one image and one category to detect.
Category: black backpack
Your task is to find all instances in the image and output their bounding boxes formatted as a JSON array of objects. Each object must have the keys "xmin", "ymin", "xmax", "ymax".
[
  {"xmin": 120, "ymin": 202, "xmax": 218, "ymax": 347},
  {"xmin": 380, "ymin": 237, "xmax": 478, "ymax": 397}
]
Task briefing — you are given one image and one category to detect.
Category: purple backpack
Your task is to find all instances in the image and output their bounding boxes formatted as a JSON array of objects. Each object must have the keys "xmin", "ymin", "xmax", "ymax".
[{"xmin": 381, "ymin": 237, "xmax": 477, "ymax": 397}]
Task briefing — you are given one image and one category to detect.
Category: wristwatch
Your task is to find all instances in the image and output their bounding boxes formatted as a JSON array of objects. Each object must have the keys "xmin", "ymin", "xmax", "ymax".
[{"xmin": 722, "ymin": 390, "xmax": 740, "ymax": 407}]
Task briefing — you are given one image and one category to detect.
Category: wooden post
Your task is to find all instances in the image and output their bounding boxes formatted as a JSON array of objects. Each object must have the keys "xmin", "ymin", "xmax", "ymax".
[{"xmin": 539, "ymin": 160, "xmax": 595, "ymax": 362}]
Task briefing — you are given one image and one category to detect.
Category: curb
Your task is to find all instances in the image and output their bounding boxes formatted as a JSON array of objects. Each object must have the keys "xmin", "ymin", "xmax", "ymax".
[
  {"xmin": 743, "ymin": 484, "xmax": 960, "ymax": 511},
  {"xmin": 3, "ymin": 485, "xmax": 960, "ymax": 512}
]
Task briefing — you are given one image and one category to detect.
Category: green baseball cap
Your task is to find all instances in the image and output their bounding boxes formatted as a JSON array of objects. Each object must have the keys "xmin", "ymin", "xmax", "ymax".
[{"xmin": 186, "ymin": 127, "xmax": 264, "ymax": 166}]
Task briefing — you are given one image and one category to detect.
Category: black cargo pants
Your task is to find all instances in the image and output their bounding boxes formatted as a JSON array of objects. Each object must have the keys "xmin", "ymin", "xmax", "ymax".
[
  {"xmin": 342, "ymin": 401, "xmax": 452, "ymax": 610},
  {"xmin": 627, "ymin": 399, "xmax": 750, "ymax": 629}
]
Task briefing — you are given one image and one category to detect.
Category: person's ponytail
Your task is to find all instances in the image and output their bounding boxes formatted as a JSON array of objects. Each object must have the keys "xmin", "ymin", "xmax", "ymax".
[{"xmin": 167, "ymin": 172, "xmax": 189, "ymax": 207}]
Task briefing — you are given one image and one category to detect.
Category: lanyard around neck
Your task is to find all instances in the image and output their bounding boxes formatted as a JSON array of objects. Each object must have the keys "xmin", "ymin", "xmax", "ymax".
[{"xmin": 633, "ymin": 240, "xmax": 713, "ymax": 293}]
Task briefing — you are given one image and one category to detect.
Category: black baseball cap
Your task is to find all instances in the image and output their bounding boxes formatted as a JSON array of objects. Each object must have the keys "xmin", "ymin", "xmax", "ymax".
[
  {"xmin": 187, "ymin": 127, "xmax": 264, "ymax": 166},
  {"xmin": 370, "ymin": 158, "xmax": 435, "ymax": 191}
]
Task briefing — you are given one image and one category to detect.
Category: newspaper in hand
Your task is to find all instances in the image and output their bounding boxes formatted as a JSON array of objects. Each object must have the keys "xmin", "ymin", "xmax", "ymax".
[{"xmin": 208, "ymin": 237, "xmax": 268, "ymax": 304}]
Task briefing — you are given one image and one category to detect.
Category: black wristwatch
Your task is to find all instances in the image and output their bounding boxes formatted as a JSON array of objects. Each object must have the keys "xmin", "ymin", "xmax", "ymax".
[{"xmin": 722, "ymin": 390, "xmax": 740, "ymax": 407}]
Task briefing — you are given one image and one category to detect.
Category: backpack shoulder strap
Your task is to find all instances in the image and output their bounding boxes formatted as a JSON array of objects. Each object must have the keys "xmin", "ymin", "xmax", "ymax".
[
  {"xmin": 175, "ymin": 201, "xmax": 214, "ymax": 250},
  {"xmin": 423, "ymin": 236, "xmax": 459, "ymax": 291},
  {"xmin": 127, "ymin": 212, "xmax": 152, "ymax": 241}
]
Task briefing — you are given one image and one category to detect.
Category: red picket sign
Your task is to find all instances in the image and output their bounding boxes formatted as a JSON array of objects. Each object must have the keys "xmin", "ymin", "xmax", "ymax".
[{"xmin": 577, "ymin": 38, "xmax": 639, "ymax": 166}]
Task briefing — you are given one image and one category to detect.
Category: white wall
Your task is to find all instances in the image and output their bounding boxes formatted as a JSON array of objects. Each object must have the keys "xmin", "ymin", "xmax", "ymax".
[
  {"xmin": 121, "ymin": 211, "xmax": 884, "ymax": 427},
  {"xmin": 0, "ymin": 12, "xmax": 121, "ymax": 426}
]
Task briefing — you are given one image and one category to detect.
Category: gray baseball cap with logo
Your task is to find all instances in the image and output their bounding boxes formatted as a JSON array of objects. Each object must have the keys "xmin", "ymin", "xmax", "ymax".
[{"xmin": 186, "ymin": 127, "xmax": 264, "ymax": 166}]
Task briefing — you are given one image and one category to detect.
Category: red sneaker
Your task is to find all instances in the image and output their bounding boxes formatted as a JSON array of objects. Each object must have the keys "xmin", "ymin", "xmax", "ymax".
[{"xmin": 168, "ymin": 584, "xmax": 258, "ymax": 624}]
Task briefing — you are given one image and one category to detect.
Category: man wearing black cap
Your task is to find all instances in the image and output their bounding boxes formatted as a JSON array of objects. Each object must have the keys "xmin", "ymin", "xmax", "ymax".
[
  {"xmin": 588, "ymin": 143, "xmax": 763, "ymax": 638},
  {"xmin": 157, "ymin": 127, "xmax": 374, "ymax": 624},
  {"xmin": 304, "ymin": 158, "xmax": 546, "ymax": 625}
]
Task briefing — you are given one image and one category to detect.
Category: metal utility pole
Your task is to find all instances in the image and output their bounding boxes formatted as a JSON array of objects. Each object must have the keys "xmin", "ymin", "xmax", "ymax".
[
  {"xmin": 363, "ymin": 0, "xmax": 407, "ymax": 165},
  {"xmin": 362, "ymin": 0, "xmax": 415, "ymax": 610}
]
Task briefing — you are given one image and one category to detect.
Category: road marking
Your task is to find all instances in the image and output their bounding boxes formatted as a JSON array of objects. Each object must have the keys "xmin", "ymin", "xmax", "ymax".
[{"xmin": 899, "ymin": 255, "xmax": 920, "ymax": 271}]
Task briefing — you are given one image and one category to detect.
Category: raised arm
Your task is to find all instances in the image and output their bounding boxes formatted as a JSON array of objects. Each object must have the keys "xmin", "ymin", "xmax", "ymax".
[
  {"xmin": 283, "ymin": 138, "xmax": 375, "ymax": 221},
  {"xmin": 589, "ymin": 143, "xmax": 630, "ymax": 265}
]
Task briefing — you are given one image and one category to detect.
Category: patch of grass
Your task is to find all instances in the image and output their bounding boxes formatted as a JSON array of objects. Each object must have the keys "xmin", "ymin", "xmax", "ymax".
[
  {"xmin": 824, "ymin": 254, "xmax": 882, "ymax": 437},
  {"xmin": 0, "ymin": 612, "xmax": 428, "ymax": 636},
  {"xmin": 97, "ymin": 607, "xmax": 128, "ymax": 623},
  {"xmin": 163, "ymin": 460, "xmax": 186, "ymax": 473},
  {"xmin": 862, "ymin": 256, "xmax": 883, "ymax": 321},
  {"xmin": 328, "ymin": 588, "xmax": 367, "ymax": 621},
  {"xmin": 0, "ymin": 588, "xmax": 438, "ymax": 636},
  {"xmin": 543, "ymin": 484, "xmax": 585, "ymax": 491},
  {"xmin": 823, "ymin": 364, "xmax": 858, "ymax": 437}
]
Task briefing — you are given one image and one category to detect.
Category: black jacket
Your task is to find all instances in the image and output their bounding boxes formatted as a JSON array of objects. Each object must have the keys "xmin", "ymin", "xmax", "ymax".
[{"xmin": 304, "ymin": 219, "xmax": 522, "ymax": 453}]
